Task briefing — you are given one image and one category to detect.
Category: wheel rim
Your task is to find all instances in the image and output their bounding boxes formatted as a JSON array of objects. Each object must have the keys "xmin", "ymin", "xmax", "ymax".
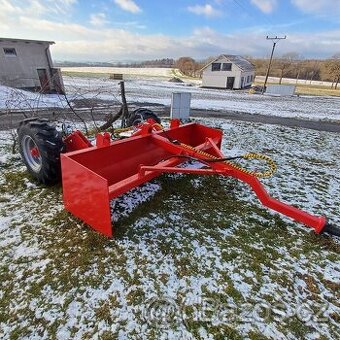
[
  {"xmin": 22, "ymin": 135, "xmax": 42, "ymax": 172},
  {"xmin": 132, "ymin": 114, "xmax": 144, "ymax": 126}
]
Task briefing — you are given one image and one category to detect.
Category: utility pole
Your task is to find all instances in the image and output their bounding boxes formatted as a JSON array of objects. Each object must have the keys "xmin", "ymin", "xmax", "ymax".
[{"xmin": 262, "ymin": 35, "xmax": 286, "ymax": 94}]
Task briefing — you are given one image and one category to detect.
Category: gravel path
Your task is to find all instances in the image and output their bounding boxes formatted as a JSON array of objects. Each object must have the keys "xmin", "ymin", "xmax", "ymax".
[{"xmin": 189, "ymin": 108, "xmax": 340, "ymax": 133}]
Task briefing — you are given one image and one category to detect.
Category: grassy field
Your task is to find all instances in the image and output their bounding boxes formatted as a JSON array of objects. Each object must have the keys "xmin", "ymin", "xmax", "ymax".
[
  {"xmin": 252, "ymin": 81, "xmax": 340, "ymax": 97},
  {"xmin": 61, "ymin": 68, "xmax": 195, "ymax": 82},
  {"xmin": 0, "ymin": 119, "xmax": 339, "ymax": 339},
  {"xmin": 61, "ymin": 67, "xmax": 173, "ymax": 80},
  {"xmin": 60, "ymin": 67, "xmax": 340, "ymax": 97},
  {"xmin": 62, "ymin": 71, "xmax": 111, "ymax": 79},
  {"xmin": 294, "ymin": 84, "xmax": 340, "ymax": 97}
]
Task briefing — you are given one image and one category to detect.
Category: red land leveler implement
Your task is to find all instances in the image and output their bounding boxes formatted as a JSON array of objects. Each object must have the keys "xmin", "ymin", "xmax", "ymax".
[{"xmin": 17, "ymin": 111, "xmax": 339, "ymax": 238}]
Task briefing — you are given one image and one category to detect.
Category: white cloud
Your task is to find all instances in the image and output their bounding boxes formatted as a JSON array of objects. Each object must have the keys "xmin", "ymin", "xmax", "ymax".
[
  {"xmin": 51, "ymin": 0, "xmax": 78, "ymax": 15},
  {"xmin": 0, "ymin": 0, "xmax": 77, "ymax": 18},
  {"xmin": 90, "ymin": 13, "xmax": 108, "ymax": 27},
  {"xmin": 0, "ymin": 0, "xmax": 22, "ymax": 15},
  {"xmin": 251, "ymin": 0, "xmax": 277, "ymax": 14},
  {"xmin": 0, "ymin": 0, "xmax": 339, "ymax": 61},
  {"xmin": 113, "ymin": 21, "xmax": 146, "ymax": 30},
  {"xmin": 187, "ymin": 4, "xmax": 221, "ymax": 18},
  {"xmin": 16, "ymin": 18, "xmax": 340, "ymax": 60},
  {"xmin": 113, "ymin": 0, "xmax": 141, "ymax": 13},
  {"xmin": 291, "ymin": 0, "xmax": 340, "ymax": 16},
  {"xmin": 29, "ymin": 0, "xmax": 78, "ymax": 16}
]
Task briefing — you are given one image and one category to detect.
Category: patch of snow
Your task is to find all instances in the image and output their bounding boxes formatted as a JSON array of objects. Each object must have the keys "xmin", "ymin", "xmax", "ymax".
[
  {"xmin": 0, "ymin": 118, "xmax": 339, "ymax": 339},
  {"xmin": 0, "ymin": 84, "xmax": 66, "ymax": 110},
  {"xmin": 110, "ymin": 182, "xmax": 161, "ymax": 222}
]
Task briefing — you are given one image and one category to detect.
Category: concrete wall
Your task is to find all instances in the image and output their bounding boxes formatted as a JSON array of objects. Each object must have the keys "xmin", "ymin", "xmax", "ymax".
[
  {"xmin": 0, "ymin": 40, "xmax": 63, "ymax": 92},
  {"xmin": 202, "ymin": 56, "xmax": 255, "ymax": 89}
]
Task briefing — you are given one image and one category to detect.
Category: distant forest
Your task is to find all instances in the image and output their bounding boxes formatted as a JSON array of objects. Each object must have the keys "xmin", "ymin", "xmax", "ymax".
[
  {"xmin": 55, "ymin": 58, "xmax": 175, "ymax": 68},
  {"xmin": 250, "ymin": 55, "xmax": 340, "ymax": 86},
  {"xmin": 56, "ymin": 54, "xmax": 340, "ymax": 88}
]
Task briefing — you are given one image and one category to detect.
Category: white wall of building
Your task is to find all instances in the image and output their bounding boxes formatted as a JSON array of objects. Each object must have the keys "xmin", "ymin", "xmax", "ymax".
[
  {"xmin": 202, "ymin": 56, "xmax": 255, "ymax": 89},
  {"xmin": 239, "ymin": 72, "xmax": 255, "ymax": 88},
  {"xmin": 202, "ymin": 60, "xmax": 241, "ymax": 88}
]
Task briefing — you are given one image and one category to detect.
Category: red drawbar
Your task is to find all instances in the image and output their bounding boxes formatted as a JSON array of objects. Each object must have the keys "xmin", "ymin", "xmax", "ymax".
[
  {"xmin": 64, "ymin": 130, "xmax": 92, "ymax": 152},
  {"xmin": 61, "ymin": 122, "xmax": 327, "ymax": 237}
]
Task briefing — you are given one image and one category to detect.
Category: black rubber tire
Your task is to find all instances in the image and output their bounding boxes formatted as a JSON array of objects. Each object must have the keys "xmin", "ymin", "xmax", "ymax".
[
  {"xmin": 127, "ymin": 108, "xmax": 161, "ymax": 127},
  {"xmin": 17, "ymin": 118, "xmax": 64, "ymax": 185},
  {"xmin": 322, "ymin": 223, "xmax": 340, "ymax": 237}
]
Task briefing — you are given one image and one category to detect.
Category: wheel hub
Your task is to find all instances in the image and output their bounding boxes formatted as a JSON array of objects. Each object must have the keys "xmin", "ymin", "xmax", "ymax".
[{"xmin": 22, "ymin": 135, "xmax": 42, "ymax": 172}]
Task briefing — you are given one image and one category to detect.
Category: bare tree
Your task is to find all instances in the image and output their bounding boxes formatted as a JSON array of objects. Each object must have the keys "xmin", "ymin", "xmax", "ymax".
[
  {"xmin": 275, "ymin": 52, "xmax": 301, "ymax": 84},
  {"xmin": 306, "ymin": 60, "xmax": 320, "ymax": 84},
  {"xmin": 175, "ymin": 57, "xmax": 197, "ymax": 77},
  {"xmin": 325, "ymin": 54, "xmax": 340, "ymax": 89},
  {"xmin": 281, "ymin": 53, "xmax": 304, "ymax": 83}
]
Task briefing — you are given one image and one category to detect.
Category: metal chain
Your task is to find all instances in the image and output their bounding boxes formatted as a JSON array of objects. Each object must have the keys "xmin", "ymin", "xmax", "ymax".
[
  {"xmin": 179, "ymin": 143, "xmax": 277, "ymax": 178},
  {"xmin": 111, "ymin": 123, "xmax": 277, "ymax": 178}
]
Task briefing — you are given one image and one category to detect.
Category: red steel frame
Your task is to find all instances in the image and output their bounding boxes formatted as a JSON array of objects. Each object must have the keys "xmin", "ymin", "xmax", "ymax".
[{"xmin": 61, "ymin": 121, "xmax": 327, "ymax": 237}]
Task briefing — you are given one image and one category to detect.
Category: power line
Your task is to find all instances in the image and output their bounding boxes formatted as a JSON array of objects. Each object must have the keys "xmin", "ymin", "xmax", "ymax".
[{"xmin": 232, "ymin": 0, "xmax": 276, "ymax": 32}]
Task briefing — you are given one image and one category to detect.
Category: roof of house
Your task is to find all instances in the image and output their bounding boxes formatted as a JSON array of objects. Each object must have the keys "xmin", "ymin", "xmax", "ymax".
[
  {"xmin": 0, "ymin": 37, "xmax": 55, "ymax": 45},
  {"xmin": 201, "ymin": 54, "xmax": 255, "ymax": 72}
]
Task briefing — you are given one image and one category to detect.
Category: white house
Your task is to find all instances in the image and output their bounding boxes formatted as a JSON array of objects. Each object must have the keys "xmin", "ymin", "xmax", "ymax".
[
  {"xmin": 201, "ymin": 55, "xmax": 255, "ymax": 90},
  {"xmin": 0, "ymin": 37, "xmax": 64, "ymax": 93}
]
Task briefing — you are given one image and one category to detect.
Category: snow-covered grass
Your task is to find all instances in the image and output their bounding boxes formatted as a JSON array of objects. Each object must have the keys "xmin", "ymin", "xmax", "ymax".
[
  {"xmin": 0, "ymin": 85, "xmax": 65, "ymax": 111},
  {"xmin": 2, "ymin": 75, "xmax": 340, "ymax": 123},
  {"xmin": 61, "ymin": 76, "xmax": 340, "ymax": 122},
  {"xmin": 0, "ymin": 119, "xmax": 339, "ymax": 339},
  {"xmin": 61, "ymin": 67, "xmax": 174, "ymax": 79}
]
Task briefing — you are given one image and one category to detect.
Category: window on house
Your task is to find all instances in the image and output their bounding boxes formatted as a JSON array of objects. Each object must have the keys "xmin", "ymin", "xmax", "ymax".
[
  {"xmin": 222, "ymin": 63, "xmax": 232, "ymax": 71},
  {"xmin": 212, "ymin": 63, "xmax": 221, "ymax": 71},
  {"xmin": 3, "ymin": 48, "xmax": 17, "ymax": 56},
  {"xmin": 247, "ymin": 75, "xmax": 251, "ymax": 83}
]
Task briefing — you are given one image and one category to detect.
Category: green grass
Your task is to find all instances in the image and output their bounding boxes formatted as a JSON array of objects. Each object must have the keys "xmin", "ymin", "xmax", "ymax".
[
  {"xmin": 0, "ymin": 121, "xmax": 339, "ymax": 339},
  {"xmin": 1, "ymin": 170, "xmax": 338, "ymax": 338},
  {"xmin": 62, "ymin": 70, "xmax": 172, "ymax": 80},
  {"xmin": 62, "ymin": 71, "xmax": 111, "ymax": 78},
  {"xmin": 295, "ymin": 83, "xmax": 340, "ymax": 96}
]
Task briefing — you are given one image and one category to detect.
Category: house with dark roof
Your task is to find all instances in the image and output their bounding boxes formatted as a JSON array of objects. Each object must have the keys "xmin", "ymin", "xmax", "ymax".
[
  {"xmin": 0, "ymin": 37, "xmax": 64, "ymax": 93},
  {"xmin": 201, "ymin": 55, "xmax": 255, "ymax": 89}
]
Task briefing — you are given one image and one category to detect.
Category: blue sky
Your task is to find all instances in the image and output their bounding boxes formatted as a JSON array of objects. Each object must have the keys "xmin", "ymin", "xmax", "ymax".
[{"xmin": 1, "ymin": 0, "xmax": 340, "ymax": 61}]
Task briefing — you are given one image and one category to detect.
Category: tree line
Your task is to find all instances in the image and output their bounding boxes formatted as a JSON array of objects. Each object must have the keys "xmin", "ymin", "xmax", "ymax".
[
  {"xmin": 250, "ymin": 53, "xmax": 340, "ymax": 89},
  {"xmin": 56, "ymin": 54, "xmax": 340, "ymax": 89},
  {"xmin": 175, "ymin": 54, "xmax": 340, "ymax": 89},
  {"xmin": 56, "ymin": 58, "xmax": 175, "ymax": 68},
  {"xmin": 114, "ymin": 58, "xmax": 175, "ymax": 68}
]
